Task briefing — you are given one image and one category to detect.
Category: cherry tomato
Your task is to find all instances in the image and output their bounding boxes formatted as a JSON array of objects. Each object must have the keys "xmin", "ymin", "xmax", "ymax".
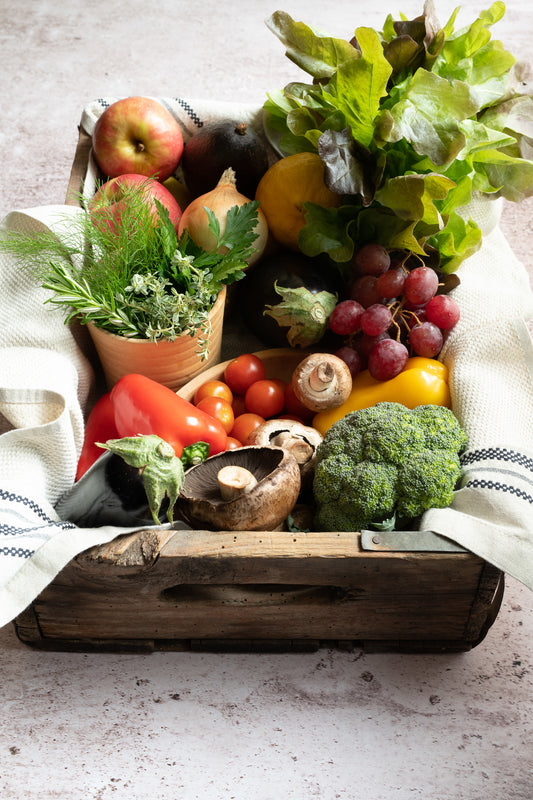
[
  {"xmin": 284, "ymin": 381, "xmax": 315, "ymax": 422},
  {"xmin": 225, "ymin": 436, "xmax": 243, "ymax": 450},
  {"xmin": 232, "ymin": 394, "xmax": 247, "ymax": 418},
  {"xmin": 196, "ymin": 396, "xmax": 235, "ymax": 435},
  {"xmin": 224, "ymin": 353, "xmax": 266, "ymax": 394},
  {"xmin": 193, "ymin": 379, "xmax": 233, "ymax": 406},
  {"xmin": 271, "ymin": 378, "xmax": 287, "ymax": 393},
  {"xmin": 245, "ymin": 379, "xmax": 285, "ymax": 418},
  {"xmin": 231, "ymin": 412, "xmax": 266, "ymax": 445}
]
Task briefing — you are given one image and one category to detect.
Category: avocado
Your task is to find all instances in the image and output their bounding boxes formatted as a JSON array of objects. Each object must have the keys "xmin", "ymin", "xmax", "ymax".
[{"xmin": 181, "ymin": 119, "xmax": 270, "ymax": 199}]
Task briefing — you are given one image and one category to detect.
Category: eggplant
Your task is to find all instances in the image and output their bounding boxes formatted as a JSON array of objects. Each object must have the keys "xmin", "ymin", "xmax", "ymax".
[
  {"xmin": 238, "ymin": 251, "xmax": 342, "ymax": 348},
  {"xmin": 55, "ymin": 435, "xmax": 185, "ymax": 528}
]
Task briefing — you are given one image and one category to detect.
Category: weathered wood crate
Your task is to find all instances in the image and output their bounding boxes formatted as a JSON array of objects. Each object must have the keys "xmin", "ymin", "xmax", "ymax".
[
  {"xmin": 14, "ymin": 526, "xmax": 503, "ymax": 653},
  {"xmin": 13, "ymin": 125, "xmax": 505, "ymax": 654}
]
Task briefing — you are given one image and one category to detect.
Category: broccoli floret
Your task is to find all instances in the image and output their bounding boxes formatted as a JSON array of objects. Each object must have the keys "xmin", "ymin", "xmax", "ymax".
[
  {"xmin": 312, "ymin": 401, "xmax": 467, "ymax": 532},
  {"xmin": 313, "ymin": 454, "xmax": 355, "ymax": 504},
  {"xmin": 397, "ymin": 450, "xmax": 462, "ymax": 519},
  {"xmin": 314, "ymin": 504, "xmax": 367, "ymax": 534},
  {"xmin": 412, "ymin": 405, "xmax": 468, "ymax": 453},
  {"xmin": 318, "ymin": 415, "xmax": 365, "ymax": 462},
  {"xmin": 362, "ymin": 405, "xmax": 426, "ymax": 465},
  {"xmin": 313, "ymin": 457, "xmax": 397, "ymax": 531}
]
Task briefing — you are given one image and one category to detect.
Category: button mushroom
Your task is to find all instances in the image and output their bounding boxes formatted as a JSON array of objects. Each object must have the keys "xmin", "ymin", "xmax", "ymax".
[
  {"xmin": 246, "ymin": 419, "xmax": 323, "ymax": 496},
  {"xmin": 291, "ymin": 352, "xmax": 352, "ymax": 412},
  {"xmin": 176, "ymin": 445, "xmax": 301, "ymax": 531}
]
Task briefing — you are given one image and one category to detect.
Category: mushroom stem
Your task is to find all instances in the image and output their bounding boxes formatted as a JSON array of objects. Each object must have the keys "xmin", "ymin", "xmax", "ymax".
[
  {"xmin": 292, "ymin": 353, "xmax": 353, "ymax": 412},
  {"xmin": 271, "ymin": 435, "xmax": 314, "ymax": 465},
  {"xmin": 217, "ymin": 465, "xmax": 258, "ymax": 501},
  {"xmin": 308, "ymin": 361, "xmax": 336, "ymax": 393}
]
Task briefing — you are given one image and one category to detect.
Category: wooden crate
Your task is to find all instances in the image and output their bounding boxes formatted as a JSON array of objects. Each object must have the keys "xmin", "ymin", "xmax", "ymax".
[
  {"xmin": 12, "ymin": 124, "xmax": 505, "ymax": 654},
  {"xmin": 14, "ymin": 527, "xmax": 503, "ymax": 653}
]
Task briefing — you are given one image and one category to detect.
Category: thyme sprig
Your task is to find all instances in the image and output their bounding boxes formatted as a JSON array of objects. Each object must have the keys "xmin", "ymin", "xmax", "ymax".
[{"xmin": 1, "ymin": 178, "xmax": 259, "ymax": 354}]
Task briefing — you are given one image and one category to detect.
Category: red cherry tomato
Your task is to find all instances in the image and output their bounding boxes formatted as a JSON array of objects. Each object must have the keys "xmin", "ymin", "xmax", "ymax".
[
  {"xmin": 225, "ymin": 436, "xmax": 243, "ymax": 450},
  {"xmin": 232, "ymin": 394, "xmax": 247, "ymax": 418},
  {"xmin": 271, "ymin": 378, "xmax": 287, "ymax": 393},
  {"xmin": 224, "ymin": 353, "xmax": 266, "ymax": 395},
  {"xmin": 196, "ymin": 396, "xmax": 235, "ymax": 435},
  {"xmin": 277, "ymin": 414, "xmax": 305, "ymax": 423},
  {"xmin": 284, "ymin": 381, "xmax": 315, "ymax": 422},
  {"xmin": 245, "ymin": 379, "xmax": 285, "ymax": 418},
  {"xmin": 231, "ymin": 412, "xmax": 266, "ymax": 445},
  {"xmin": 193, "ymin": 379, "xmax": 233, "ymax": 406}
]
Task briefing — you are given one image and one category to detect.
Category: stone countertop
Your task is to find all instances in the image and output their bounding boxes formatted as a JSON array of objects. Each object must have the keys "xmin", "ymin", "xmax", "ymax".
[{"xmin": 1, "ymin": 1, "xmax": 533, "ymax": 799}]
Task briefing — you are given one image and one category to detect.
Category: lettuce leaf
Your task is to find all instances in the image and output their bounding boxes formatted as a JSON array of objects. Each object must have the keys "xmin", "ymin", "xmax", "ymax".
[
  {"xmin": 265, "ymin": 11, "xmax": 360, "ymax": 79},
  {"xmin": 377, "ymin": 69, "xmax": 480, "ymax": 164},
  {"xmin": 321, "ymin": 27, "xmax": 392, "ymax": 148},
  {"xmin": 264, "ymin": 2, "xmax": 533, "ymax": 270}
]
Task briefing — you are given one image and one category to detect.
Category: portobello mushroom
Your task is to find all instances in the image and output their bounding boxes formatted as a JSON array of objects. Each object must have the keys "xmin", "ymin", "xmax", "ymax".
[{"xmin": 176, "ymin": 445, "xmax": 301, "ymax": 531}]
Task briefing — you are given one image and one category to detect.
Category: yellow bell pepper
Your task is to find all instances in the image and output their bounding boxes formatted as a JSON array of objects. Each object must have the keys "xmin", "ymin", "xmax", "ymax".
[{"xmin": 313, "ymin": 357, "xmax": 451, "ymax": 436}]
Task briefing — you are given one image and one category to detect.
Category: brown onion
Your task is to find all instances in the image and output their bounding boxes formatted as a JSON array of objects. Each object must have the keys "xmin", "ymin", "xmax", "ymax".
[{"xmin": 178, "ymin": 167, "xmax": 268, "ymax": 266}]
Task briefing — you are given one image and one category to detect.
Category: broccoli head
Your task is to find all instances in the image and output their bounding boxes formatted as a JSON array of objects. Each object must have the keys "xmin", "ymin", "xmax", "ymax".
[{"xmin": 313, "ymin": 401, "xmax": 467, "ymax": 532}]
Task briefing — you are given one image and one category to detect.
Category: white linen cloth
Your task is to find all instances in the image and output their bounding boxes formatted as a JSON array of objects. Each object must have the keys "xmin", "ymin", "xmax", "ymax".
[
  {"xmin": 0, "ymin": 98, "xmax": 533, "ymax": 631},
  {"xmin": 420, "ymin": 200, "xmax": 533, "ymax": 585},
  {"xmin": 0, "ymin": 206, "xmax": 168, "ymax": 629}
]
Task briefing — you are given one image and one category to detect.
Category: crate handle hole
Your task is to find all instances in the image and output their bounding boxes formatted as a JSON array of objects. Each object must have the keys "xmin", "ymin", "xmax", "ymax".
[{"xmin": 160, "ymin": 583, "xmax": 344, "ymax": 605}]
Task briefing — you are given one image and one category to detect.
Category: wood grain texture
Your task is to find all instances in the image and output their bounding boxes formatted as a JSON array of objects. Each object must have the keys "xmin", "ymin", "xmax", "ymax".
[{"xmin": 15, "ymin": 528, "xmax": 503, "ymax": 652}]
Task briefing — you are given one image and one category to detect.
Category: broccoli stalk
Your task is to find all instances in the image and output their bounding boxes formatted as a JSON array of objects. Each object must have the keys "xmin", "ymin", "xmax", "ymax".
[{"xmin": 312, "ymin": 402, "xmax": 467, "ymax": 532}]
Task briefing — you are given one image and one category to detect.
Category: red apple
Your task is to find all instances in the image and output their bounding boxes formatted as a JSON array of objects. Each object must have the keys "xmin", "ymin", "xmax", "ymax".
[
  {"xmin": 92, "ymin": 96, "xmax": 184, "ymax": 181},
  {"xmin": 90, "ymin": 173, "xmax": 182, "ymax": 232}
]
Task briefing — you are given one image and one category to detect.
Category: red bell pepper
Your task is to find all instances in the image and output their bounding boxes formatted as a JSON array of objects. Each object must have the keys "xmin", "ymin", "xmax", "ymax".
[
  {"xmin": 75, "ymin": 373, "xmax": 228, "ymax": 481},
  {"xmin": 111, "ymin": 373, "xmax": 227, "ymax": 459},
  {"xmin": 76, "ymin": 392, "xmax": 119, "ymax": 481}
]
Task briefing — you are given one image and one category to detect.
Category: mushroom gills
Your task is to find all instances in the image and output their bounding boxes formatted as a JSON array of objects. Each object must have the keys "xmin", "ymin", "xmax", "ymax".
[{"xmin": 176, "ymin": 445, "xmax": 301, "ymax": 531}]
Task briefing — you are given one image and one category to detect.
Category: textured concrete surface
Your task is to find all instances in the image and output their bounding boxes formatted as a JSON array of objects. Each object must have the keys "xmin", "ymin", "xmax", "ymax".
[{"xmin": 1, "ymin": 1, "xmax": 533, "ymax": 799}]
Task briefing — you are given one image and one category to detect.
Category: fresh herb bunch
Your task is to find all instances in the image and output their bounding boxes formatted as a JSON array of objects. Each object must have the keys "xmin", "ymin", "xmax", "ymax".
[
  {"xmin": 264, "ymin": 1, "xmax": 533, "ymax": 272},
  {"xmin": 2, "ymin": 179, "xmax": 260, "ymax": 355}
]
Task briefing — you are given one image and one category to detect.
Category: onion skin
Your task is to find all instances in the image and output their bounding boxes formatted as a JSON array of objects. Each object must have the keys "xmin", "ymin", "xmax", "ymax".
[{"xmin": 177, "ymin": 167, "xmax": 268, "ymax": 266}]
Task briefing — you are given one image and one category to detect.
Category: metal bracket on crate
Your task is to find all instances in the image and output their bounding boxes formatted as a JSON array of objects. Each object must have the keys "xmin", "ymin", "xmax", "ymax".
[{"xmin": 361, "ymin": 529, "xmax": 468, "ymax": 553}]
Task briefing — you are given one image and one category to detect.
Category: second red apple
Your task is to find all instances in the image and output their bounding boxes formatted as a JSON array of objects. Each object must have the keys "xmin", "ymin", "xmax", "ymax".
[{"xmin": 90, "ymin": 173, "xmax": 182, "ymax": 232}]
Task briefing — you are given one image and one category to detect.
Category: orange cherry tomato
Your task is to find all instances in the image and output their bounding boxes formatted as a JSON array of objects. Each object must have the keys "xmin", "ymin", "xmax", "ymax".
[
  {"xmin": 193, "ymin": 379, "xmax": 233, "ymax": 406},
  {"xmin": 245, "ymin": 379, "xmax": 285, "ymax": 418},
  {"xmin": 231, "ymin": 412, "xmax": 266, "ymax": 445},
  {"xmin": 225, "ymin": 436, "xmax": 243, "ymax": 450},
  {"xmin": 196, "ymin": 396, "xmax": 235, "ymax": 435},
  {"xmin": 224, "ymin": 353, "xmax": 266, "ymax": 395}
]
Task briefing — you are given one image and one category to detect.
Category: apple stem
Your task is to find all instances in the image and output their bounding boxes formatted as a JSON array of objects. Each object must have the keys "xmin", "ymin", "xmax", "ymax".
[{"xmin": 135, "ymin": 141, "xmax": 146, "ymax": 153}]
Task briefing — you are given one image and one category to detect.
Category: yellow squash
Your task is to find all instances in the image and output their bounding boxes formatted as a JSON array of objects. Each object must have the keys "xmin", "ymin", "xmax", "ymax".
[{"xmin": 313, "ymin": 357, "xmax": 451, "ymax": 435}]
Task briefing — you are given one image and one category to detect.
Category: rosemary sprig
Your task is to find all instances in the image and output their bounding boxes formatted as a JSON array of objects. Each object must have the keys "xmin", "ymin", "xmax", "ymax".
[{"xmin": 0, "ymin": 178, "xmax": 258, "ymax": 350}]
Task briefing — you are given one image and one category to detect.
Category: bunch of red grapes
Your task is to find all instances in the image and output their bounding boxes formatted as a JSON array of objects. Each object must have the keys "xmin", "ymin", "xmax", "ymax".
[{"xmin": 329, "ymin": 244, "xmax": 460, "ymax": 382}]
